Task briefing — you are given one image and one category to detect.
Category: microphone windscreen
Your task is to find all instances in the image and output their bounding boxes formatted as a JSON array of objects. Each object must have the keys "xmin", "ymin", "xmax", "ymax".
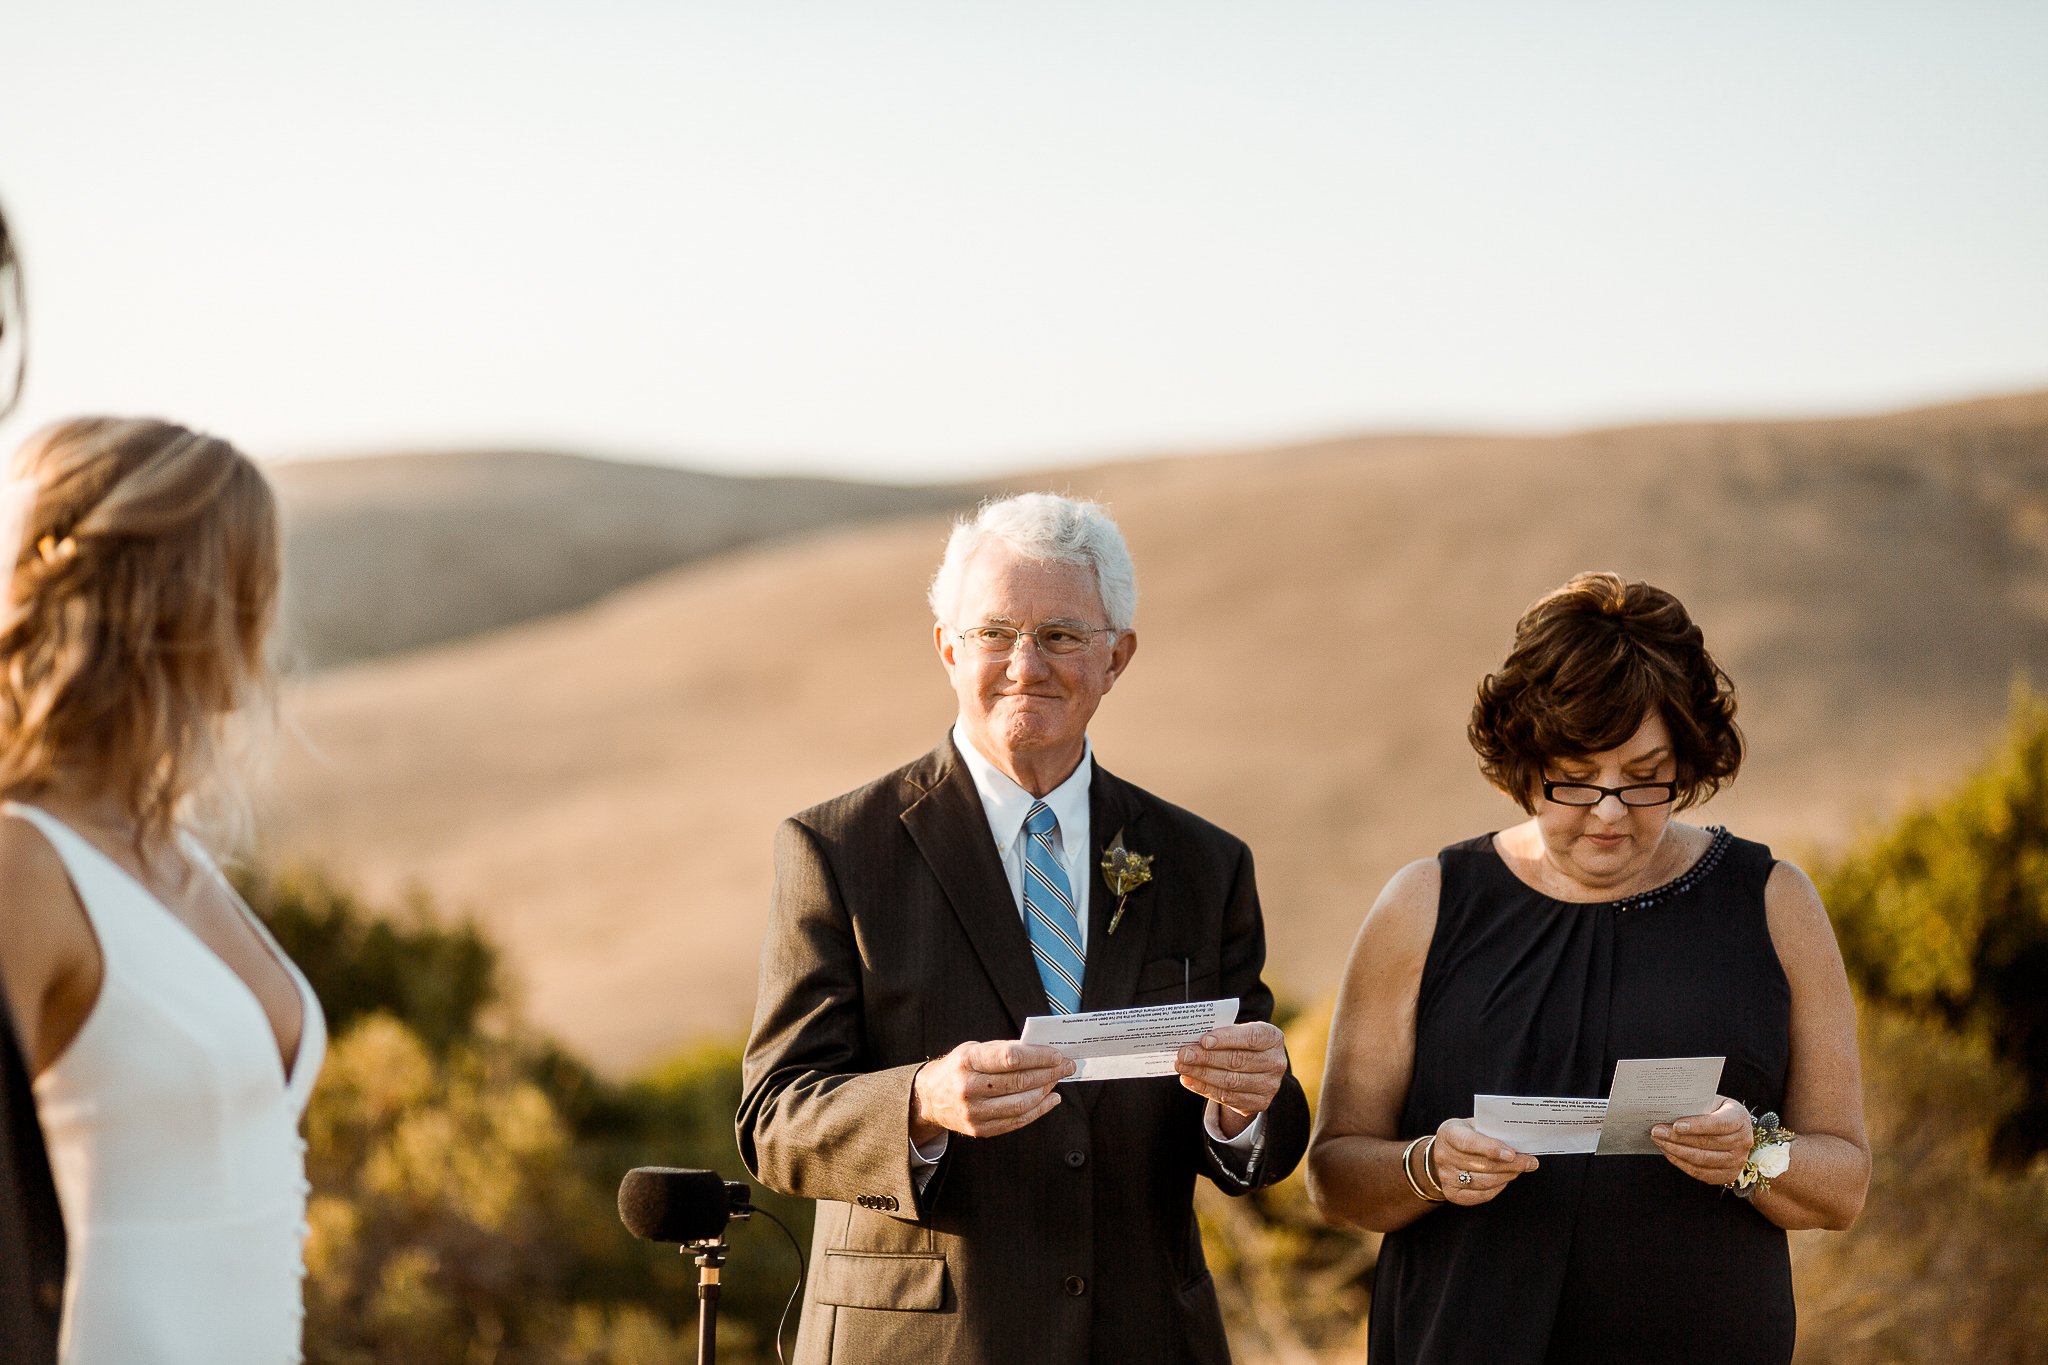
[{"xmin": 618, "ymin": 1166, "xmax": 733, "ymax": 1243}]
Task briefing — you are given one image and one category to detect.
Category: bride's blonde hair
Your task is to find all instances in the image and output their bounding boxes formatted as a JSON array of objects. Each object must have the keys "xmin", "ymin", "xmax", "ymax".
[{"xmin": 0, "ymin": 417, "xmax": 280, "ymax": 844}]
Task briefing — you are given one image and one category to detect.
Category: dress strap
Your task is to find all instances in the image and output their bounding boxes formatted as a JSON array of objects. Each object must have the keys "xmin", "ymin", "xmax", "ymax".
[{"xmin": 0, "ymin": 802, "xmax": 145, "ymax": 971}]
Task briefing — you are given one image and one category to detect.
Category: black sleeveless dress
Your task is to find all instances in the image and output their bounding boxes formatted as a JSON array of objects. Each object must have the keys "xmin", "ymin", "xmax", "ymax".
[{"xmin": 1366, "ymin": 828, "xmax": 1795, "ymax": 1364}]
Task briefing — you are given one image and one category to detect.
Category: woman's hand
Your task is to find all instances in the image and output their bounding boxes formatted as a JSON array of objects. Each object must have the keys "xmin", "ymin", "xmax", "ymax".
[
  {"xmin": 1429, "ymin": 1118, "xmax": 1540, "ymax": 1205},
  {"xmin": 1650, "ymin": 1095, "xmax": 1753, "ymax": 1186}
]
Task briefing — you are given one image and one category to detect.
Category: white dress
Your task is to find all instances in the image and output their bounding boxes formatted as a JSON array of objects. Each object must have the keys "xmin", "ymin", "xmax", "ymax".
[{"xmin": 13, "ymin": 804, "xmax": 328, "ymax": 1365}]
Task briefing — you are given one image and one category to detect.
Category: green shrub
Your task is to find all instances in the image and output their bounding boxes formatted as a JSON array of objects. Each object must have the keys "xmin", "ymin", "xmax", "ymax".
[
  {"xmin": 234, "ymin": 864, "xmax": 499, "ymax": 1054},
  {"xmin": 1790, "ymin": 1006, "xmax": 2048, "ymax": 1362},
  {"xmin": 1817, "ymin": 689, "xmax": 2048, "ymax": 1161},
  {"xmin": 236, "ymin": 863, "xmax": 804, "ymax": 1363}
]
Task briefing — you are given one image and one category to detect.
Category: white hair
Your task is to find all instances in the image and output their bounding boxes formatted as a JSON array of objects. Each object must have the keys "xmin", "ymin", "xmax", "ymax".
[{"xmin": 927, "ymin": 493, "xmax": 1138, "ymax": 632}]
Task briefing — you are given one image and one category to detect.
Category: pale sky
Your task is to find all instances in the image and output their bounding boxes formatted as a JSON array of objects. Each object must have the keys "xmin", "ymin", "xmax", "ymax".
[{"xmin": 2, "ymin": 1, "xmax": 2044, "ymax": 479}]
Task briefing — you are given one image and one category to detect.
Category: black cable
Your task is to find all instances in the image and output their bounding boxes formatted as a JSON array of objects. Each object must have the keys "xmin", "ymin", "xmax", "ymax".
[{"xmin": 750, "ymin": 1205, "xmax": 807, "ymax": 1365}]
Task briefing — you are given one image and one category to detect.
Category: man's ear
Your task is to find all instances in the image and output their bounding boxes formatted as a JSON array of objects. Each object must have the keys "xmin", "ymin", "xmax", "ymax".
[{"xmin": 1104, "ymin": 630, "xmax": 1138, "ymax": 688}]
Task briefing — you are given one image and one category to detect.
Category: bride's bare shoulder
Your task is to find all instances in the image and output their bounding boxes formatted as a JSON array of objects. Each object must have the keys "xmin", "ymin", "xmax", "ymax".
[
  {"xmin": 0, "ymin": 809, "xmax": 74, "ymax": 898},
  {"xmin": 0, "ymin": 806, "xmax": 100, "ymax": 1069}
]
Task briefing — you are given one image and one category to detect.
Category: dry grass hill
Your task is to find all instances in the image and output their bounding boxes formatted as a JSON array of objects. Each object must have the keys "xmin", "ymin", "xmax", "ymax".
[
  {"xmin": 258, "ymin": 391, "xmax": 2048, "ymax": 1072},
  {"xmin": 271, "ymin": 449, "xmax": 966, "ymax": 667}
]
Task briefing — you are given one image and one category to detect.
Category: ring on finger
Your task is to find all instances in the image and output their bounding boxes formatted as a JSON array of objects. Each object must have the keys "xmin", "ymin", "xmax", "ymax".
[{"xmin": 1456, "ymin": 1169, "xmax": 1473, "ymax": 1186}]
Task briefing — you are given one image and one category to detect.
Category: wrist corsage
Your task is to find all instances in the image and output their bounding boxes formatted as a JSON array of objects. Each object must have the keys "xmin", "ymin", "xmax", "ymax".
[{"xmin": 1728, "ymin": 1109, "xmax": 1795, "ymax": 1199}]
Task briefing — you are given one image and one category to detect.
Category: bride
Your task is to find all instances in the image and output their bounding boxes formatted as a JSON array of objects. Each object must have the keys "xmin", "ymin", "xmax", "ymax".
[{"xmin": 0, "ymin": 417, "xmax": 325, "ymax": 1363}]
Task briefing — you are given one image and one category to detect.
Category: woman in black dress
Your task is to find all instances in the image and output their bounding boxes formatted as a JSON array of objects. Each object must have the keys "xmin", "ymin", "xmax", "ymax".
[{"xmin": 1306, "ymin": 572, "xmax": 1869, "ymax": 1364}]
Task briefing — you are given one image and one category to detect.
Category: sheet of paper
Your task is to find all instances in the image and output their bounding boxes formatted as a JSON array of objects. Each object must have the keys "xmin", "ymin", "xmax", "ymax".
[
  {"xmin": 1472, "ymin": 1094, "xmax": 1610, "ymax": 1154},
  {"xmin": 1020, "ymin": 998, "xmax": 1240, "ymax": 1081},
  {"xmin": 1472, "ymin": 1056, "xmax": 1728, "ymax": 1156},
  {"xmin": 1595, "ymin": 1055, "xmax": 1726, "ymax": 1155}
]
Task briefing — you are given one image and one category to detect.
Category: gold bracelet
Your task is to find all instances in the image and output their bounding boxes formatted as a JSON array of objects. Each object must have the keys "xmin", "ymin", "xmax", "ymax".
[
  {"xmin": 1401, "ymin": 1134, "xmax": 1446, "ymax": 1203},
  {"xmin": 1418, "ymin": 1134, "xmax": 1450, "ymax": 1201}
]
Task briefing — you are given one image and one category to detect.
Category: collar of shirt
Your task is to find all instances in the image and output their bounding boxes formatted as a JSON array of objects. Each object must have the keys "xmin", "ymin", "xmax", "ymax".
[{"xmin": 950, "ymin": 718, "xmax": 1093, "ymax": 917}]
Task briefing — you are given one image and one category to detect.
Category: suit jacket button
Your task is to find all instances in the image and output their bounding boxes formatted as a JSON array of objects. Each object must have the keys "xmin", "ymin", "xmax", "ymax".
[
  {"xmin": 883, "ymin": 1195, "xmax": 899, "ymax": 1211},
  {"xmin": 1064, "ymin": 1275, "xmax": 1086, "ymax": 1297},
  {"xmin": 1064, "ymin": 1150, "xmax": 1086, "ymax": 1169}
]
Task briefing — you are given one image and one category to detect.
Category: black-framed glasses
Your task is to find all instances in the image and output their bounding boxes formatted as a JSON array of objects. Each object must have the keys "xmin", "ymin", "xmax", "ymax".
[
  {"xmin": 954, "ymin": 623, "xmax": 1115, "ymax": 659},
  {"xmin": 1541, "ymin": 780, "xmax": 1679, "ymax": 808}
]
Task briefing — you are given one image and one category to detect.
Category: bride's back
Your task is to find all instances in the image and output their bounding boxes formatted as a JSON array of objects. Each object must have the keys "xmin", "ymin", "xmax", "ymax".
[{"xmin": 0, "ymin": 417, "xmax": 326, "ymax": 1365}]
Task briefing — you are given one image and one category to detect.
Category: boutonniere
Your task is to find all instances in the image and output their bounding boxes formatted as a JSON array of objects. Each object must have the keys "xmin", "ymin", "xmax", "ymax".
[{"xmin": 1100, "ymin": 829, "xmax": 1155, "ymax": 936}]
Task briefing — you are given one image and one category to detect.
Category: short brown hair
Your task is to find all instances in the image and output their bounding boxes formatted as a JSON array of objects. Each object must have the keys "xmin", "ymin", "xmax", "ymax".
[
  {"xmin": 0, "ymin": 417, "xmax": 280, "ymax": 842},
  {"xmin": 1469, "ymin": 572, "xmax": 1742, "ymax": 812}
]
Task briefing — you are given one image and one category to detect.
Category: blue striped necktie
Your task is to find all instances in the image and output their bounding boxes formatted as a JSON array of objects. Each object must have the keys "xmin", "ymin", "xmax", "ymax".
[{"xmin": 1023, "ymin": 801, "xmax": 1085, "ymax": 1015}]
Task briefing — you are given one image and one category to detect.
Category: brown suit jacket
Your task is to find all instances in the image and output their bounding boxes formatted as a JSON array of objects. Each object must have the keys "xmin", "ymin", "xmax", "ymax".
[{"xmin": 737, "ymin": 737, "xmax": 1310, "ymax": 1365}]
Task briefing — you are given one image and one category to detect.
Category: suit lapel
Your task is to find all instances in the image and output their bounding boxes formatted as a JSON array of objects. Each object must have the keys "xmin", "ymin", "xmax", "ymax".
[
  {"xmin": 1079, "ymin": 761, "xmax": 1151, "ymax": 1014},
  {"xmin": 1076, "ymin": 763, "xmax": 1152, "ymax": 1114},
  {"xmin": 900, "ymin": 739, "xmax": 1050, "ymax": 1033}
]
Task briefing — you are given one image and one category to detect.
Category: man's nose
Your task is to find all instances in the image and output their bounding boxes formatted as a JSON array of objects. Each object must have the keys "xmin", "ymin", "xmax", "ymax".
[{"xmin": 1006, "ymin": 635, "xmax": 1054, "ymax": 678}]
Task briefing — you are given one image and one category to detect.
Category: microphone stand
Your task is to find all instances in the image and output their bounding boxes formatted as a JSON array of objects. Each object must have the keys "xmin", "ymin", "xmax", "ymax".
[
  {"xmin": 618, "ymin": 1169, "xmax": 766, "ymax": 1365},
  {"xmin": 688, "ymin": 1237, "xmax": 729, "ymax": 1365}
]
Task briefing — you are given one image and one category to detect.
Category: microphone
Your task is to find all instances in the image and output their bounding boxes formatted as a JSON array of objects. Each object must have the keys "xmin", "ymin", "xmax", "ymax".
[
  {"xmin": 618, "ymin": 1166, "xmax": 754, "ymax": 1245},
  {"xmin": 618, "ymin": 1166, "xmax": 804, "ymax": 1365}
]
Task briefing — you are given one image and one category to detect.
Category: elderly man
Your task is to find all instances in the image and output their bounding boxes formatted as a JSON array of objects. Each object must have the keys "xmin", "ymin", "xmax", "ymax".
[{"xmin": 738, "ymin": 493, "xmax": 1310, "ymax": 1364}]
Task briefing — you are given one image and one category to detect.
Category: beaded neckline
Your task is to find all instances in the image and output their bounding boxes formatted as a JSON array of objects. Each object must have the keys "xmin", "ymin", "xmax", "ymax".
[
  {"xmin": 1610, "ymin": 825, "xmax": 1732, "ymax": 912},
  {"xmin": 1493, "ymin": 825, "xmax": 1734, "ymax": 912}
]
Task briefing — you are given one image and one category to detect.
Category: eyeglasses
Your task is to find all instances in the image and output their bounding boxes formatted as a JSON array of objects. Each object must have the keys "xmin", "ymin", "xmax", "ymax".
[
  {"xmin": 954, "ymin": 623, "xmax": 1116, "ymax": 659},
  {"xmin": 1542, "ymin": 780, "xmax": 1679, "ymax": 808}
]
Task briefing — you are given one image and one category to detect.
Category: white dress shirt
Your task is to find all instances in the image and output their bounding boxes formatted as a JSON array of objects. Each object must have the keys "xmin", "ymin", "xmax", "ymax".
[
  {"xmin": 911, "ymin": 722, "xmax": 1262, "ymax": 1169},
  {"xmin": 951, "ymin": 718, "xmax": 1097, "ymax": 941}
]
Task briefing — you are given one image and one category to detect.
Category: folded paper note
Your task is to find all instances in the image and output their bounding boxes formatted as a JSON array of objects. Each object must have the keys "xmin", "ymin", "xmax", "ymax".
[
  {"xmin": 1021, "ymin": 998, "xmax": 1240, "ymax": 1081},
  {"xmin": 1472, "ymin": 1056, "xmax": 1727, "ymax": 1156}
]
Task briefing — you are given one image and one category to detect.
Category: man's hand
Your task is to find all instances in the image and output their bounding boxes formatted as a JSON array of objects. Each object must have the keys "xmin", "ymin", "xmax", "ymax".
[
  {"xmin": 1175, "ymin": 1021, "xmax": 1287, "ymax": 1136},
  {"xmin": 910, "ymin": 1040, "xmax": 1075, "ymax": 1145}
]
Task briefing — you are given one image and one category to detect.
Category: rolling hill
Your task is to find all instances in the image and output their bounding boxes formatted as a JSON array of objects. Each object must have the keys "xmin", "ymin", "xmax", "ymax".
[
  {"xmin": 270, "ymin": 449, "xmax": 968, "ymax": 668},
  {"xmin": 257, "ymin": 391, "xmax": 2048, "ymax": 1071}
]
